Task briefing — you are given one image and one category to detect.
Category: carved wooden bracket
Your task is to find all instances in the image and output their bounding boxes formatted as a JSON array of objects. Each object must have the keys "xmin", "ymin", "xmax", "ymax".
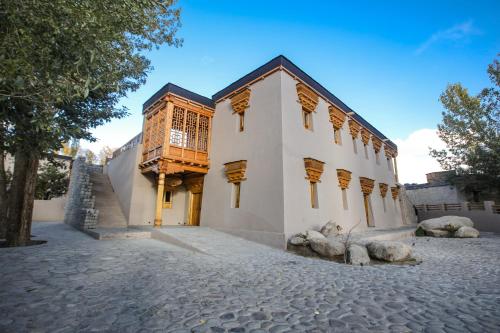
[
  {"xmin": 391, "ymin": 186, "xmax": 400, "ymax": 200},
  {"xmin": 184, "ymin": 175, "xmax": 204, "ymax": 194},
  {"xmin": 360, "ymin": 128, "xmax": 371, "ymax": 145},
  {"xmin": 304, "ymin": 158, "xmax": 324, "ymax": 183},
  {"xmin": 348, "ymin": 119, "xmax": 361, "ymax": 138},
  {"xmin": 296, "ymin": 83, "xmax": 319, "ymax": 113},
  {"xmin": 224, "ymin": 160, "xmax": 247, "ymax": 183},
  {"xmin": 359, "ymin": 177, "xmax": 375, "ymax": 195},
  {"xmin": 372, "ymin": 137, "xmax": 382, "ymax": 153},
  {"xmin": 384, "ymin": 144, "xmax": 397, "ymax": 158},
  {"xmin": 329, "ymin": 105, "xmax": 346, "ymax": 130},
  {"xmin": 336, "ymin": 169, "xmax": 352, "ymax": 190},
  {"xmin": 379, "ymin": 183, "xmax": 388, "ymax": 198},
  {"xmin": 230, "ymin": 89, "xmax": 251, "ymax": 114}
]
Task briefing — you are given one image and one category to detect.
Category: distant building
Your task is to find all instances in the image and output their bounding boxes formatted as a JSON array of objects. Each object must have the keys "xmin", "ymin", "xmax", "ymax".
[
  {"xmin": 405, "ymin": 171, "xmax": 465, "ymax": 205},
  {"xmin": 106, "ymin": 55, "xmax": 405, "ymax": 248}
]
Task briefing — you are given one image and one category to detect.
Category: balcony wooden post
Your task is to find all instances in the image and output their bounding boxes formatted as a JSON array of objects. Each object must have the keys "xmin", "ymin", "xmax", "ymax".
[{"xmin": 154, "ymin": 172, "xmax": 166, "ymax": 227}]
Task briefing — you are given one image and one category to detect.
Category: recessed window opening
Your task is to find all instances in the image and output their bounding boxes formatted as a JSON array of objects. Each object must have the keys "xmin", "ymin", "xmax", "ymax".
[
  {"xmin": 334, "ymin": 129, "xmax": 342, "ymax": 145},
  {"xmin": 303, "ymin": 108, "xmax": 313, "ymax": 130},
  {"xmin": 232, "ymin": 182, "xmax": 241, "ymax": 208},
  {"xmin": 364, "ymin": 144, "xmax": 369, "ymax": 159},
  {"xmin": 375, "ymin": 152, "xmax": 380, "ymax": 165},
  {"xmin": 163, "ymin": 190, "xmax": 173, "ymax": 208},
  {"xmin": 239, "ymin": 113, "xmax": 245, "ymax": 132},
  {"xmin": 352, "ymin": 138, "xmax": 357, "ymax": 154},
  {"xmin": 342, "ymin": 189, "xmax": 348, "ymax": 210},
  {"xmin": 310, "ymin": 181, "xmax": 319, "ymax": 208}
]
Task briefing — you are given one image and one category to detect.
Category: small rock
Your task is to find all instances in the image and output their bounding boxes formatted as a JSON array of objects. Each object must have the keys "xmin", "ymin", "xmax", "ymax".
[
  {"xmin": 366, "ymin": 241, "xmax": 413, "ymax": 262},
  {"xmin": 310, "ymin": 237, "xmax": 345, "ymax": 258},
  {"xmin": 320, "ymin": 221, "xmax": 340, "ymax": 237},
  {"xmin": 454, "ymin": 226, "xmax": 480, "ymax": 238},
  {"xmin": 346, "ymin": 244, "xmax": 370, "ymax": 265},
  {"xmin": 425, "ymin": 229, "xmax": 451, "ymax": 238},
  {"xmin": 305, "ymin": 230, "xmax": 325, "ymax": 241},
  {"xmin": 289, "ymin": 236, "xmax": 306, "ymax": 246}
]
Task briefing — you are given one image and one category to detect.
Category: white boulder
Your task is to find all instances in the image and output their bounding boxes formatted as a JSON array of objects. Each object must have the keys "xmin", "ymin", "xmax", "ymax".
[
  {"xmin": 346, "ymin": 244, "xmax": 370, "ymax": 265},
  {"xmin": 289, "ymin": 236, "xmax": 307, "ymax": 246},
  {"xmin": 310, "ymin": 237, "xmax": 345, "ymax": 258},
  {"xmin": 320, "ymin": 221, "xmax": 340, "ymax": 237},
  {"xmin": 454, "ymin": 226, "xmax": 480, "ymax": 238},
  {"xmin": 366, "ymin": 241, "xmax": 413, "ymax": 262},
  {"xmin": 306, "ymin": 230, "xmax": 325, "ymax": 241},
  {"xmin": 418, "ymin": 216, "xmax": 473, "ymax": 232}
]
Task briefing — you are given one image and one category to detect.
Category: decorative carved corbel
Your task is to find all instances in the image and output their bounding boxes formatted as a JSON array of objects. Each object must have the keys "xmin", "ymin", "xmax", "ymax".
[
  {"xmin": 329, "ymin": 105, "xmax": 346, "ymax": 130},
  {"xmin": 336, "ymin": 169, "xmax": 352, "ymax": 190},
  {"xmin": 304, "ymin": 158, "xmax": 325, "ymax": 183},
  {"xmin": 230, "ymin": 89, "xmax": 251, "ymax": 114},
  {"xmin": 391, "ymin": 186, "xmax": 400, "ymax": 200},
  {"xmin": 359, "ymin": 177, "xmax": 375, "ymax": 195},
  {"xmin": 372, "ymin": 137, "xmax": 382, "ymax": 153},
  {"xmin": 379, "ymin": 183, "xmax": 388, "ymax": 198},
  {"xmin": 360, "ymin": 128, "xmax": 371, "ymax": 145},
  {"xmin": 296, "ymin": 83, "xmax": 319, "ymax": 113},
  {"xmin": 384, "ymin": 144, "xmax": 397, "ymax": 158},
  {"xmin": 348, "ymin": 119, "xmax": 361, "ymax": 138},
  {"xmin": 224, "ymin": 160, "xmax": 247, "ymax": 183}
]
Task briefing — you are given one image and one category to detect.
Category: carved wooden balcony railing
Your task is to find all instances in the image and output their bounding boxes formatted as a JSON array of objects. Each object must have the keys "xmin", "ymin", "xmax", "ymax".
[{"xmin": 140, "ymin": 94, "xmax": 214, "ymax": 174}]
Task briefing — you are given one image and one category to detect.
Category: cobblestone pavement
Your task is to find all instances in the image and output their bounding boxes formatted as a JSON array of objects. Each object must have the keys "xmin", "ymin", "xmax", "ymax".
[{"xmin": 1, "ymin": 222, "xmax": 500, "ymax": 333}]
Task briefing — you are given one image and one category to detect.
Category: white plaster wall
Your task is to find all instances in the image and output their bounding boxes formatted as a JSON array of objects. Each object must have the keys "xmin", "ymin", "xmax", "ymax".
[
  {"xmin": 406, "ymin": 186, "xmax": 464, "ymax": 205},
  {"xmin": 33, "ymin": 197, "xmax": 66, "ymax": 221},
  {"xmin": 201, "ymin": 71, "xmax": 286, "ymax": 248},
  {"xmin": 280, "ymin": 72, "xmax": 403, "ymax": 239},
  {"xmin": 161, "ymin": 187, "xmax": 189, "ymax": 225},
  {"xmin": 107, "ymin": 144, "xmax": 156, "ymax": 226}
]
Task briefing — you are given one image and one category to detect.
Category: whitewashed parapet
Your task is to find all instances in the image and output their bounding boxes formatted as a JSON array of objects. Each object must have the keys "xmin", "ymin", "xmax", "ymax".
[{"xmin": 64, "ymin": 157, "xmax": 99, "ymax": 230}]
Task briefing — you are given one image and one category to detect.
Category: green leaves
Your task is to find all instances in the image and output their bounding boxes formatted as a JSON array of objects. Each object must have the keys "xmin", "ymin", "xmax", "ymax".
[{"xmin": 430, "ymin": 54, "xmax": 500, "ymax": 193}]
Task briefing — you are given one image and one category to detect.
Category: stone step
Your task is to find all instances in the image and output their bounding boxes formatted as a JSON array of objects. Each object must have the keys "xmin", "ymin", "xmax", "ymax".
[{"xmin": 89, "ymin": 172, "xmax": 128, "ymax": 228}]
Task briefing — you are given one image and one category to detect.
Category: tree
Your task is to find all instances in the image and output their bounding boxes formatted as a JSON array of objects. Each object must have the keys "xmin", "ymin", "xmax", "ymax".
[
  {"xmin": 0, "ymin": 0, "xmax": 182, "ymax": 246},
  {"xmin": 98, "ymin": 146, "xmax": 114, "ymax": 165},
  {"xmin": 35, "ymin": 164, "xmax": 69, "ymax": 200},
  {"xmin": 62, "ymin": 139, "xmax": 80, "ymax": 158},
  {"xmin": 430, "ymin": 55, "xmax": 500, "ymax": 199},
  {"xmin": 85, "ymin": 150, "xmax": 97, "ymax": 165}
]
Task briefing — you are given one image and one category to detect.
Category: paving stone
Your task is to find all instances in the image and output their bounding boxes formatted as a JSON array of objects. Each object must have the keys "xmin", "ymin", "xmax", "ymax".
[{"xmin": 1, "ymin": 223, "xmax": 499, "ymax": 332}]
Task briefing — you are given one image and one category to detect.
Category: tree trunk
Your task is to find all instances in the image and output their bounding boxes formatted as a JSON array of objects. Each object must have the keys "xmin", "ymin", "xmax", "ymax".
[
  {"xmin": 6, "ymin": 150, "xmax": 39, "ymax": 246},
  {"xmin": 0, "ymin": 151, "xmax": 7, "ymax": 239}
]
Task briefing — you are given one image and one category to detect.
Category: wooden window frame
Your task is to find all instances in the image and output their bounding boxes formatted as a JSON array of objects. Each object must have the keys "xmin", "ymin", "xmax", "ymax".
[
  {"xmin": 163, "ymin": 190, "xmax": 173, "ymax": 209},
  {"xmin": 303, "ymin": 108, "xmax": 313, "ymax": 131},
  {"xmin": 233, "ymin": 182, "xmax": 241, "ymax": 208}
]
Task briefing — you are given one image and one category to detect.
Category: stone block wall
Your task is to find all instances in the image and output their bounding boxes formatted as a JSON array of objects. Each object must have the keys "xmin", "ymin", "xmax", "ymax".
[{"xmin": 64, "ymin": 157, "xmax": 99, "ymax": 229}]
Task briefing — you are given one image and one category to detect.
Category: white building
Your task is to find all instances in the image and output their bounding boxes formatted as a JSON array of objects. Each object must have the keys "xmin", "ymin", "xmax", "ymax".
[{"xmin": 107, "ymin": 55, "xmax": 404, "ymax": 248}]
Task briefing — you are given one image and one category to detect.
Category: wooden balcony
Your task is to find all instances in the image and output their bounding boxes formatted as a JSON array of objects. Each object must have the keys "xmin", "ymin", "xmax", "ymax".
[{"xmin": 139, "ymin": 93, "xmax": 214, "ymax": 175}]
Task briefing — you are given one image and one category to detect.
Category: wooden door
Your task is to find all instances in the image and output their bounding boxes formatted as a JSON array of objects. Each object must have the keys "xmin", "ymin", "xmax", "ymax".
[{"xmin": 189, "ymin": 192, "xmax": 202, "ymax": 226}]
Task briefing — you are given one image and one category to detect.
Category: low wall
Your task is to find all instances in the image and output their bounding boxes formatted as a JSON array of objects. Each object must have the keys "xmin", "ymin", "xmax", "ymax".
[
  {"xmin": 33, "ymin": 197, "xmax": 66, "ymax": 221},
  {"xmin": 416, "ymin": 201, "xmax": 500, "ymax": 233}
]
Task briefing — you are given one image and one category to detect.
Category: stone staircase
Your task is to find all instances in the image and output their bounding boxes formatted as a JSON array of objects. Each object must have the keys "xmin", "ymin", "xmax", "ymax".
[{"xmin": 89, "ymin": 172, "xmax": 128, "ymax": 228}]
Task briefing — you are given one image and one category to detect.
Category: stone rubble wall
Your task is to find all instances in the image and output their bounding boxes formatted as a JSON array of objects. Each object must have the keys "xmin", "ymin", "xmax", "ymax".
[{"xmin": 64, "ymin": 157, "xmax": 99, "ymax": 230}]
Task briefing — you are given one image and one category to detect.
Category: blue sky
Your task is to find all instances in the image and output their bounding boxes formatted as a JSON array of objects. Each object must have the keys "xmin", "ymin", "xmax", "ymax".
[{"xmin": 85, "ymin": 0, "xmax": 499, "ymax": 182}]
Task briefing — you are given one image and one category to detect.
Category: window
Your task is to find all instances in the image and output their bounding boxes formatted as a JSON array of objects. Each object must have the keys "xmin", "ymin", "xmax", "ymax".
[
  {"xmin": 375, "ymin": 152, "xmax": 380, "ymax": 165},
  {"xmin": 352, "ymin": 137, "xmax": 357, "ymax": 154},
  {"xmin": 387, "ymin": 157, "xmax": 392, "ymax": 171},
  {"xmin": 169, "ymin": 106, "xmax": 209, "ymax": 152},
  {"xmin": 232, "ymin": 182, "xmax": 241, "ymax": 208},
  {"xmin": 334, "ymin": 129, "xmax": 342, "ymax": 145},
  {"xmin": 310, "ymin": 182, "xmax": 319, "ymax": 208},
  {"xmin": 342, "ymin": 189, "xmax": 348, "ymax": 210},
  {"xmin": 382, "ymin": 196, "xmax": 387, "ymax": 212},
  {"xmin": 239, "ymin": 113, "xmax": 245, "ymax": 132},
  {"xmin": 163, "ymin": 190, "xmax": 173, "ymax": 208},
  {"xmin": 364, "ymin": 144, "xmax": 369, "ymax": 159},
  {"xmin": 303, "ymin": 109, "xmax": 313, "ymax": 130}
]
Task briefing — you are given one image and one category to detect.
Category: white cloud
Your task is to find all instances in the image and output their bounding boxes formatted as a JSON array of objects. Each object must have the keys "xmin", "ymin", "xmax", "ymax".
[
  {"xmin": 415, "ymin": 20, "xmax": 480, "ymax": 55},
  {"xmin": 394, "ymin": 128, "xmax": 446, "ymax": 184}
]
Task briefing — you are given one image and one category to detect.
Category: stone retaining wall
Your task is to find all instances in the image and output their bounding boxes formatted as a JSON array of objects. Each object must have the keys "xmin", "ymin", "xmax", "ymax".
[{"xmin": 63, "ymin": 157, "xmax": 99, "ymax": 230}]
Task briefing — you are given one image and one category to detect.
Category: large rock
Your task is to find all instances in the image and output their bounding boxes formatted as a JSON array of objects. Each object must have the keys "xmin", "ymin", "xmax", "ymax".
[
  {"xmin": 320, "ymin": 221, "xmax": 340, "ymax": 237},
  {"xmin": 418, "ymin": 216, "xmax": 473, "ymax": 232},
  {"xmin": 454, "ymin": 226, "xmax": 480, "ymax": 238},
  {"xmin": 366, "ymin": 241, "xmax": 413, "ymax": 262},
  {"xmin": 346, "ymin": 244, "xmax": 370, "ymax": 265},
  {"xmin": 425, "ymin": 229, "xmax": 451, "ymax": 238},
  {"xmin": 306, "ymin": 230, "xmax": 325, "ymax": 241},
  {"xmin": 310, "ymin": 237, "xmax": 345, "ymax": 259}
]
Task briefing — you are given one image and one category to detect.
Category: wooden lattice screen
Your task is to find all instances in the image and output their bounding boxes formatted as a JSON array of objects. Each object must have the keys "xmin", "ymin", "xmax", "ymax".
[
  {"xmin": 142, "ymin": 105, "xmax": 167, "ymax": 162},
  {"xmin": 169, "ymin": 106, "xmax": 209, "ymax": 152}
]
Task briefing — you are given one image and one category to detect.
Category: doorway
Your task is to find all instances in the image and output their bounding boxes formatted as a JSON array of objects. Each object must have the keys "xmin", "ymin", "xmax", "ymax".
[
  {"xmin": 363, "ymin": 194, "xmax": 374, "ymax": 227},
  {"xmin": 188, "ymin": 192, "xmax": 202, "ymax": 226}
]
